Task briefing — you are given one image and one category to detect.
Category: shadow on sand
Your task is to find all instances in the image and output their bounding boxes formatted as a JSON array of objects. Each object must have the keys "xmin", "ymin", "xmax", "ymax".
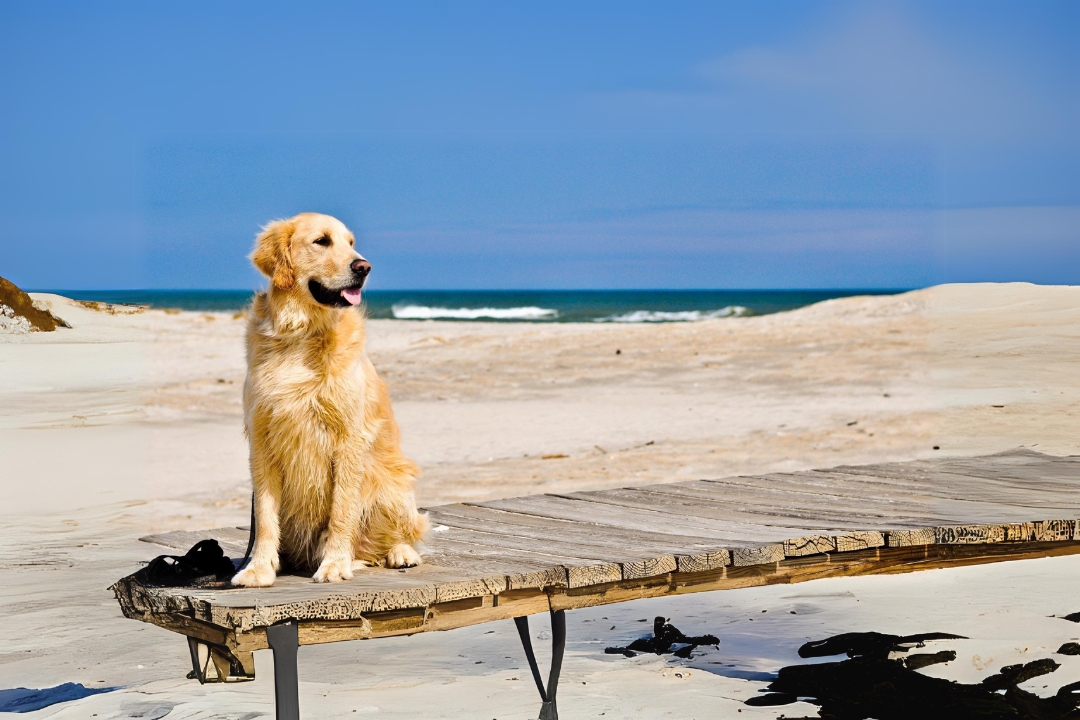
[{"xmin": 746, "ymin": 630, "xmax": 1080, "ymax": 719}]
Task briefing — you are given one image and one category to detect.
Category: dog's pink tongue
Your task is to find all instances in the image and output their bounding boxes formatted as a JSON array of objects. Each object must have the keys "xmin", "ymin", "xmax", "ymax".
[{"xmin": 342, "ymin": 287, "xmax": 362, "ymax": 306}]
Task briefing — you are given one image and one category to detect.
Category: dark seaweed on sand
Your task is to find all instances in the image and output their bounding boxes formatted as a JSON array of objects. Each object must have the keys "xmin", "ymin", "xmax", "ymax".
[
  {"xmin": 746, "ymin": 630, "xmax": 1080, "ymax": 719},
  {"xmin": 605, "ymin": 616, "xmax": 719, "ymax": 659}
]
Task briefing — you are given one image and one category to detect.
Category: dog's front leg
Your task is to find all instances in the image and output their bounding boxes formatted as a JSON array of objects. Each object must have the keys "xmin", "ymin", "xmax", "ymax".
[
  {"xmin": 232, "ymin": 454, "xmax": 282, "ymax": 587},
  {"xmin": 313, "ymin": 457, "xmax": 364, "ymax": 583}
]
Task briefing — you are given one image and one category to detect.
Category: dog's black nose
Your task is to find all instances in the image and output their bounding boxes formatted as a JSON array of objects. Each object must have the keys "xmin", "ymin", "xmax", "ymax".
[{"xmin": 350, "ymin": 259, "xmax": 371, "ymax": 276}]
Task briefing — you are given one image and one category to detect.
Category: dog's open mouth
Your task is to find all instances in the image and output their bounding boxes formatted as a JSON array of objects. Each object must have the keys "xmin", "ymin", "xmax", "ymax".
[{"xmin": 308, "ymin": 280, "xmax": 364, "ymax": 308}]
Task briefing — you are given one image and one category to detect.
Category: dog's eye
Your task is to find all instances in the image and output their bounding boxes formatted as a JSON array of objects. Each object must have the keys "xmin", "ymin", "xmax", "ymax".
[{"xmin": 314, "ymin": 236, "xmax": 331, "ymax": 247}]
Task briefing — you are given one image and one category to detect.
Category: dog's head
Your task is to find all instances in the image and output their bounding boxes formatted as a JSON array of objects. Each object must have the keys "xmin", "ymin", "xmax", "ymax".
[{"xmin": 251, "ymin": 213, "xmax": 370, "ymax": 308}]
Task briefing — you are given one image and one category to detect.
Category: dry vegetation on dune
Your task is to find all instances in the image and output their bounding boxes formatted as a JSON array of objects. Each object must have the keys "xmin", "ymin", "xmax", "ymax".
[{"xmin": 0, "ymin": 276, "xmax": 70, "ymax": 332}]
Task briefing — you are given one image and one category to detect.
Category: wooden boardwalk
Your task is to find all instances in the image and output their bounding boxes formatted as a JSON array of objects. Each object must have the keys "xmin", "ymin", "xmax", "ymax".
[{"xmin": 112, "ymin": 449, "xmax": 1080, "ymax": 717}]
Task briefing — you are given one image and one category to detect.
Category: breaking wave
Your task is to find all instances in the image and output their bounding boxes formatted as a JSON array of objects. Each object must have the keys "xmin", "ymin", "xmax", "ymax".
[
  {"xmin": 391, "ymin": 304, "xmax": 559, "ymax": 320},
  {"xmin": 595, "ymin": 306, "xmax": 749, "ymax": 323}
]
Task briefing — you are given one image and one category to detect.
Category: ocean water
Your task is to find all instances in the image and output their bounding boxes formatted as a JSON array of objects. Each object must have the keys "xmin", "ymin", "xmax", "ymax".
[{"xmin": 41, "ymin": 289, "xmax": 905, "ymax": 323}]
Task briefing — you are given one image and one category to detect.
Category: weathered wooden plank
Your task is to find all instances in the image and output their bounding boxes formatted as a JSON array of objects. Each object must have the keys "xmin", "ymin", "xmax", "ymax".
[
  {"xmin": 690, "ymin": 474, "xmax": 944, "ymax": 521},
  {"xmin": 182, "ymin": 565, "xmax": 499, "ymax": 610},
  {"xmin": 620, "ymin": 554, "xmax": 678, "ymax": 579},
  {"xmin": 113, "ymin": 451, "xmax": 1080, "ymax": 642},
  {"xmin": 674, "ymin": 550, "xmax": 731, "ymax": 573},
  {"xmin": 783, "ymin": 534, "xmax": 837, "ymax": 557},
  {"xmin": 843, "ymin": 462, "xmax": 1080, "ymax": 503},
  {"xmin": 635, "ymin": 479, "xmax": 924, "ymax": 528},
  {"xmin": 641, "ymin": 476, "xmax": 920, "ymax": 513},
  {"xmin": 430, "ymin": 512, "xmax": 711, "ymax": 566},
  {"xmin": 427, "ymin": 503, "xmax": 721, "ymax": 552},
  {"xmin": 474, "ymin": 495, "xmax": 743, "ymax": 540},
  {"xmin": 422, "ymin": 537, "xmax": 574, "ymax": 589},
  {"xmin": 753, "ymin": 467, "xmax": 1080, "ymax": 525},
  {"xmin": 887, "ymin": 527, "xmax": 937, "ymax": 547},
  {"xmin": 758, "ymin": 469, "xmax": 936, "ymax": 494},
  {"xmin": 433, "ymin": 526, "xmax": 677, "ymax": 584},
  {"xmin": 566, "ymin": 563, "xmax": 623, "ymax": 588},
  {"xmin": 1029, "ymin": 520, "xmax": 1077, "ymax": 542},
  {"xmin": 427, "ymin": 534, "xmax": 621, "ymax": 590},
  {"xmin": 557, "ymin": 487, "xmax": 862, "ymax": 536},
  {"xmin": 731, "ymin": 544, "xmax": 785, "ymax": 566},
  {"xmin": 934, "ymin": 451, "xmax": 1080, "ymax": 482},
  {"xmin": 828, "ymin": 454, "xmax": 1080, "ymax": 498},
  {"xmin": 430, "ymin": 505, "xmax": 740, "ymax": 578},
  {"xmin": 140, "ymin": 528, "xmax": 250, "ymax": 557},
  {"xmin": 435, "ymin": 525, "xmax": 634, "ymax": 564},
  {"xmin": 115, "ymin": 540, "xmax": 1080, "ymax": 651},
  {"xmin": 835, "ymin": 531, "xmax": 886, "ymax": 552},
  {"xmin": 935, "ymin": 524, "xmax": 1006, "ymax": 544}
]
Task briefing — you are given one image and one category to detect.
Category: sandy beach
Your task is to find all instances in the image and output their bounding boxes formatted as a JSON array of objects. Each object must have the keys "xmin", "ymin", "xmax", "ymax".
[{"xmin": 1, "ymin": 283, "xmax": 1078, "ymax": 717}]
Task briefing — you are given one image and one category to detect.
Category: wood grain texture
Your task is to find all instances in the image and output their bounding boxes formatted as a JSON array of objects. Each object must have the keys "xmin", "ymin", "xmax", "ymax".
[
  {"xmin": 674, "ymin": 549, "xmax": 731, "ymax": 573},
  {"xmin": 784, "ymin": 534, "xmax": 837, "ymax": 557},
  {"xmin": 113, "ymin": 540, "xmax": 1080, "ymax": 655},
  {"xmin": 935, "ymin": 524, "xmax": 1007, "ymax": 544},
  {"xmin": 887, "ymin": 528, "xmax": 937, "ymax": 547},
  {"xmin": 731, "ymin": 544, "xmax": 786, "ymax": 566},
  {"xmin": 835, "ymin": 531, "xmax": 886, "ymax": 552},
  {"xmin": 120, "ymin": 450, "xmax": 1080, "ymax": 651}
]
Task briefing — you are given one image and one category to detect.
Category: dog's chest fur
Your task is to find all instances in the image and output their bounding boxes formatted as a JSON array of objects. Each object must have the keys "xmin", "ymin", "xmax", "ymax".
[{"xmin": 245, "ymin": 309, "xmax": 374, "ymax": 533}]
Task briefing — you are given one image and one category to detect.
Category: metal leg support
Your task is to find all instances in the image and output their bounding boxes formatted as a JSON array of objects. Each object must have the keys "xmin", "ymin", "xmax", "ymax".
[
  {"xmin": 265, "ymin": 619, "xmax": 300, "ymax": 720},
  {"xmin": 514, "ymin": 609, "xmax": 566, "ymax": 720}
]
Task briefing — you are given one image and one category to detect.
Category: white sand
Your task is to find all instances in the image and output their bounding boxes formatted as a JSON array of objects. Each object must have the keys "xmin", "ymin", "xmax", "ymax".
[{"xmin": 1, "ymin": 283, "xmax": 1078, "ymax": 717}]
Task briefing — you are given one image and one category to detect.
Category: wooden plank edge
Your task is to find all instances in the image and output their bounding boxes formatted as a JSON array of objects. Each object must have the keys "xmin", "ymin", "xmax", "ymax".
[
  {"xmin": 111, "ymin": 519, "xmax": 1079, "ymax": 639},
  {"xmin": 115, "ymin": 540, "xmax": 1080, "ymax": 656},
  {"xmin": 221, "ymin": 539, "xmax": 1080, "ymax": 653},
  {"xmin": 890, "ymin": 519, "xmax": 1078, "ymax": 547}
]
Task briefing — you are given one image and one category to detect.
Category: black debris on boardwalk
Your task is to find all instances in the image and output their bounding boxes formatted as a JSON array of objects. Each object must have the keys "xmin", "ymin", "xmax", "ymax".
[
  {"xmin": 134, "ymin": 539, "xmax": 237, "ymax": 588},
  {"xmin": 605, "ymin": 616, "xmax": 719, "ymax": 659},
  {"xmin": 746, "ymin": 630, "xmax": 1080, "ymax": 719}
]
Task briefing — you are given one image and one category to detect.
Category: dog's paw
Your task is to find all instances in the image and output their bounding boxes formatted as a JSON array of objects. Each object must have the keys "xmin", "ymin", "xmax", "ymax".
[
  {"xmin": 313, "ymin": 555, "xmax": 354, "ymax": 583},
  {"xmin": 232, "ymin": 562, "xmax": 277, "ymax": 588},
  {"xmin": 385, "ymin": 544, "xmax": 422, "ymax": 569}
]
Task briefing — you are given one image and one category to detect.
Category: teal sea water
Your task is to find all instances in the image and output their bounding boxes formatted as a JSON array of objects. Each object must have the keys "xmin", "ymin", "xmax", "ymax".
[{"xmin": 39, "ymin": 289, "xmax": 907, "ymax": 322}]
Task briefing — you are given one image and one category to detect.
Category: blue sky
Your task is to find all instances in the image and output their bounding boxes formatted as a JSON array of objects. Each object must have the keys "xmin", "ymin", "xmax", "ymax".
[{"xmin": 2, "ymin": 1, "xmax": 1077, "ymax": 290}]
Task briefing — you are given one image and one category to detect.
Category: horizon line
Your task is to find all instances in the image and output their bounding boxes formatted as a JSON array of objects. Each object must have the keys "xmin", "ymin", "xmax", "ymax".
[{"xmin": 27, "ymin": 287, "xmax": 920, "ymax": 294}]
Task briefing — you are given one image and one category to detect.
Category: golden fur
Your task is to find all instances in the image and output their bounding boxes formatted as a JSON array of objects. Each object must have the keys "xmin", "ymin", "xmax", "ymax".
[{"xmin": 232, "ymin": 213, "xmax": 428, "ymax": 587}]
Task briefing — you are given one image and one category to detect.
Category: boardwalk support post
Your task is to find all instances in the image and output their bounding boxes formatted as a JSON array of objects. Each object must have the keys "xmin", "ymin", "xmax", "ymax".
[
  {"xmin": 266, "ymin": 619, "xmax": 300, "ymax": 720},
  {"xmin": 514, "ymin": 609, "xmax": 566, "ymax": 720}
]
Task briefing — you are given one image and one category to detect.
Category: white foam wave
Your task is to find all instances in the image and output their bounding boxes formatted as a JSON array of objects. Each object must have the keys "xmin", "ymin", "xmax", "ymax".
[
  {"xmin": 391, "ymin": 304, "xmax": 558, "ymax": 320},
  {"xmin": 595, "ymin": 306, "xmax": 749, "ymax": 323}
]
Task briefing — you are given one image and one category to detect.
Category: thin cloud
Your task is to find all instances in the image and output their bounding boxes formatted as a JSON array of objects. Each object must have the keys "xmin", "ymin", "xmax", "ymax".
[{"xmin": 593, "ymin": 5, "xmax": 1071, "ymax": 141}]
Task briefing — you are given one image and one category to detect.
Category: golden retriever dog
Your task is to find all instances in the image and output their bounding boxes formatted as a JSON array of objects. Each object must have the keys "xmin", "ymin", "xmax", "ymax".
[{"xmin": 231, "ymin": 213, "xmax": 428, "ymax": 587}]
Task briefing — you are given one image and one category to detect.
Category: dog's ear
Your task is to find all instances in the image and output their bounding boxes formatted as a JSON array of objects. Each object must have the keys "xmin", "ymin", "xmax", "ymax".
[{"xmin": 251, "ymin": 219, "xmax": 297, "ymax": 290}]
